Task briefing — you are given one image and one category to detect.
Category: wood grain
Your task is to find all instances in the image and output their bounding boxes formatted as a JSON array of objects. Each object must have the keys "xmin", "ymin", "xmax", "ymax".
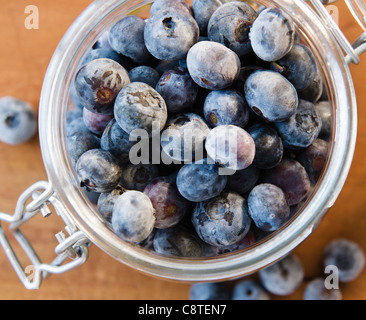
[{"xmin": 0, "ymin": 0, "xmax": 365, "ymax": 300}]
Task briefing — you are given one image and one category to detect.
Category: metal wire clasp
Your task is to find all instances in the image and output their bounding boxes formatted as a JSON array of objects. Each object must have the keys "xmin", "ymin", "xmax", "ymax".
[
  {"xmin": 308, "ymin": 0, "xmax": 366, "ymax": 65},
  {"xmin": 0, "ymin": 181, "xmax": 90, "ymax": 290}
]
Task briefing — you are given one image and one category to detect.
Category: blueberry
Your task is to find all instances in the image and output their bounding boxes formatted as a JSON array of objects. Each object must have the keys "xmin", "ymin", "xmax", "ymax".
[
  {"xmin": 100, "ymin": 119, "xmax": 137, "ymax": 165},
  {"xmin": 66, "ymin": 117, "xmax": 89, "ymax": 137},
  {"xmin": 323, "ymin": 239, "xmax": 365, "ymax": 283},
  {"xmin": 259, "ymin": 254, "xmax": 304, "ymax": 296},
  {"xmin": 298, "ymin": 69, "xmax": 323, "ymax": 103},
  {"xmin": 176, "ymin": 159, "xmax": 228, "ymax": 202},
  {"xmin": 207, "ymin": 1, "xmax": 257, "ymax": 56},
  {"xmin": 248, "ymin": 183, "xmax": 290, "ymax": 232},
  {"xmin": 76, "ymin": 149, "xmax": 122, "ymax": 193},
  {"xmin": 82, "ymin": 107, "xmax": 114, "ymax": 136},
  {"xmin": 297, "ymin": 138, "xmax": 329, "ymax": 184},
  {"xmin": 274, "ymin": 99, "xmax": 322, "ymax": 149},
  {"xmin": 150, "ymin": 0, "xmax": 192, "ymax": 16},
  {"xmin": 271, "ymin": 44, "xmax": 318, "ymax": 91},
  {"xmin": 187, "ymin": 41, "xmax": 241, "ymax": 90},
  {"xmin": 190, "ymin": 282, "xmax": 231, "ymax": 300},
  {"xmin": 67, "ymin": 131, "xmax": 100, "ymax": 166},
  {"xmin": 155, "ymin": 66, "xmax": 199, "ymax": 113},
  {"xmin": 153, "ymin": 223, "xmax": 203, "ymax": 257},
  {"xmin": 247, "ymin": 123, "xmax": 283, "ymax": 169},
  {"xmin": 109, "ymin": 16, "xmax": 152, "ymax": 64},
  {"xmin": 249, "ymin": 7, "xmax": 295, "ymax": 61},
  {"xmin": 315, "ymin": 101, "xmax": 331, "ymax": 141},
  {"xmin": 112, "ymin": 190, "xmax": 156, "ymax": 243},
  {"xmin": 204, "ymin": 229, "xmax": 255, "ymax": 256},
  {"xmin": 129, "ymin": 65, "xmax": 161, "ymax": 88},
  {"xmin": 161, "ymin": 113, "xmax": 210, "ymax": 163},
  {"xmin": 226, "ymin": 165, "xmax": 260, "ymax": 195},
  {"xmin": 74, "ymin": 58, "xmax": 130, "ymax": 115},
  {"xmin": 203, "ymin": 89, "xmax": 250, "ymax": 128},
  {"xmin": 97, "ymin": 186, "xmax": 125, "ymax": 222},
  {"xmin": 144, "ymin": 8, "xmax": 199, "ymax": 61},
  {"xmin": 262, "ymin": 159, "xmax": 311, "ymax": 206},
  {"xmin": 192, "ymin": 191, "xmax": 251, "ymax": 247},
  {"xmin": 66, "ymin": 108, "xmax": 82, "ymax": 124},
  {"xmin": 114, "ymin": 82, "xmax": 168, "ymax": 138},
  {"xmin": 155, "ymin": 59, "xmax": 181, "ymax": 75},
  {"xmin": 191, "ymin": 0, "xmax": 234, "ymax": 35},
  {"xmin": 244, "ymin": 70, "xmax": 298, "ymax": 122},
  {"xmin": 120, "ymin": 163, "xmax": 159, "ymax": 191},
  {"xmin": 303, "ymin": 278, "xmax": 342, "ymax": 300},
  {"xmin": 0, "ymin": 97, "xmax": 37, "ymax": 145},
  {"xmin": 232, "ymin": 280, "xmax": 270, "ymax": 300},
  {"xmin": 144, "ymin": 176, "xmax": 191, "ymax": 229},
  {"xmin": 205, "ymin": 125, "xmax": 255, "ymax": 171}
]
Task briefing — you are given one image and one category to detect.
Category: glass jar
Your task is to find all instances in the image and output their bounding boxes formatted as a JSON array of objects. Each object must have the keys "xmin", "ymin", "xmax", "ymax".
[{"xmin": 0, "ymin": 0, "xmax": 364, "ymax": 289}]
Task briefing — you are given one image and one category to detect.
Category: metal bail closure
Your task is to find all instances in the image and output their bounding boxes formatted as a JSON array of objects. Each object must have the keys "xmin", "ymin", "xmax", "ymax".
[
  {"xmin": 0, "ymin": 181, "xmax": 90, "ymax": 290},
  {"xmin": 308, "ymin": 0, "xmax": 366, "ymax": 65}
]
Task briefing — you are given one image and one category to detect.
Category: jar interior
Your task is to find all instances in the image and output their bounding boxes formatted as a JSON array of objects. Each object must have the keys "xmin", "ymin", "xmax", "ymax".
[
  {"xmin": 66, "ymin": 0, "xmax": 334, "ymax": 251},
  {"xmin": 41, "ymin": 0, "xmax": 356, "ymax": 281}
]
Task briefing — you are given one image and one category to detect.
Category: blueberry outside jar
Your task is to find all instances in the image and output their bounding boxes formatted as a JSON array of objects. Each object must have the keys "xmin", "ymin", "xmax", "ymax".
[{"xmin": 0, "ymin": 0, "xmax": 364, "ymax": 289}]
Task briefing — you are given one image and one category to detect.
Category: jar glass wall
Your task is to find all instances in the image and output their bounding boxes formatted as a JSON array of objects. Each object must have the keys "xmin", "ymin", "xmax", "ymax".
[{"xmin": 39, "ymin": 0, "xmax": 357, "ymax": 282}]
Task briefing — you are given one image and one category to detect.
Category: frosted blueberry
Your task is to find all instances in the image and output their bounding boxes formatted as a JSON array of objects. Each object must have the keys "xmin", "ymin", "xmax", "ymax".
[
  {"xmin": 244, "ymin": 70, "xmax": 298, "ymax": 122},
  {"xmin": 0, "ymin": 97, "xmax": 37, "ymax": 145},
  {"xmin": 274, "ymin": 99, "xmax": 322, "ymax": 149},
  {"xmin": 112, "ymin": 190, "xmax": 156, "ymax": 243},
  {"xmin": 114, "ymin": 82, "xmax": 168, "ymax": 138},
  {"xmin": 248, "ymin": 183, "xmax": 290, "ymax": 232},
  {"xmin": 259, "ymin": 254, "xmax": 304, "ymax": 296},
  {"xmin": 250, "ymin": 7, "xmax": 295, "ymax": 61},
  {"xmin": 161, "ymin": 113, "xmax": 210, "ymax": 163},
  {"xmin": 303, "ymin": 278, "xmax": 342, "ymax": 300},
  {"xmin": 144, "ymin": 8, "xmax": 199, "ymax": 61},
  {"xmin": 192, "ymin": 192, "xmax": 251, "ymax": 247},
  {"xmin": 176, "ymin": 159, "xmax": 228, "ymax": 202},
  {"xmin": 207, "ymin": 1, "xmax": 258, "ymax": 56},
  {"xmin": 323, "ymin": 239, "xmax": 365, "ymax": 283},
  {"xmin": 205, "ymin": 125, "xmax": 255, "ymax": 171},
  {"xmin": 74, "ymin": 58, "xmax": 130, "ymax": 115},
  {"xmin": 187, "ymin": 41, "xmax": 241, "ymax": 90},
  {"xmin": 76, "ymin": 149, "xmax": 122, "ymax": 193},
  {"xmin": 203, "ymin": 89, "xmax": 250, "ymax": 128},
  {"xmin": 109, "ymin": 16, "xmax": 152, "ymax": 64}
]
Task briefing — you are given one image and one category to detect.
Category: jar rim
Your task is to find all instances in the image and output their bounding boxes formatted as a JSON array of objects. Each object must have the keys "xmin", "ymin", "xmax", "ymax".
[{"xmin": 39, "ymin": 0, "xmax": 357, "ymax": 281}]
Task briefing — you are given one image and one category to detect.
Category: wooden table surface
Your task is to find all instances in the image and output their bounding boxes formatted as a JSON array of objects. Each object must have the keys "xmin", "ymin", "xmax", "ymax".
[{"xmin": 0, "ymin": 0, "xmax": 365, "ymax": 300}]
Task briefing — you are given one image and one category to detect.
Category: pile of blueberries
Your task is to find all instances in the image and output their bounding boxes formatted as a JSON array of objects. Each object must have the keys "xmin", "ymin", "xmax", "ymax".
[
  {"xmin": 190, "ymin": 238, "xmax": 365, "ymax": 300},
  {"xmin": 67, "ymin": 0, "xmax": 332, "ymax": 258}
]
